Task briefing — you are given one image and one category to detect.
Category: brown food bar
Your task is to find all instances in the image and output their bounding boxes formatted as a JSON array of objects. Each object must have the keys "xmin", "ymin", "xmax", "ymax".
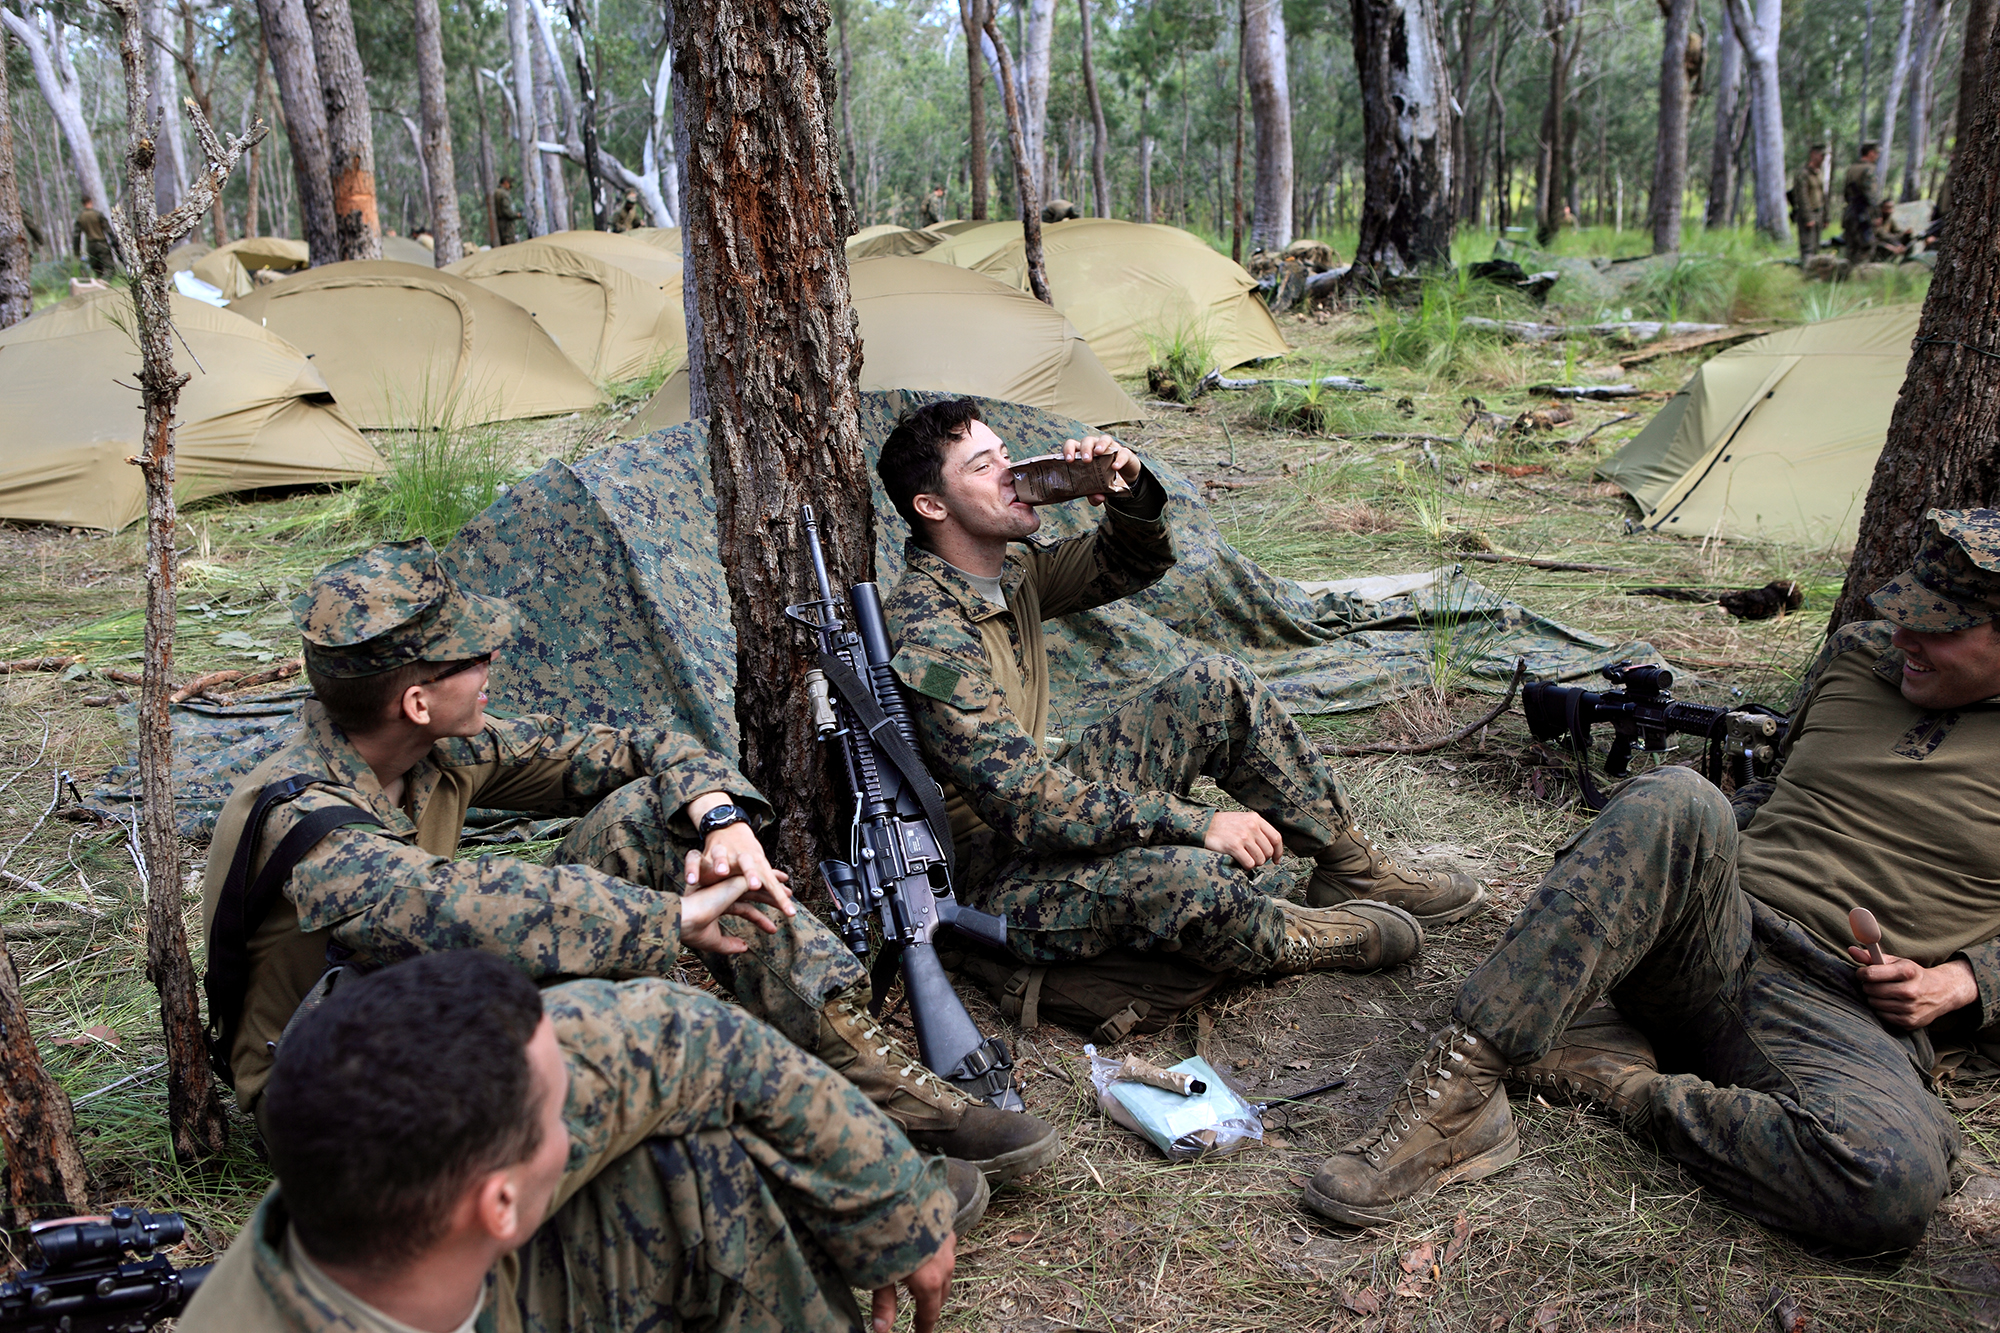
[
  {"xmin": 1114, "ymin": 1054, "xmax": 1207, "ymax": 1097},
  {"xmin": 1009, "ymin": 452, "xmax": 1127, "ymax": 505}
]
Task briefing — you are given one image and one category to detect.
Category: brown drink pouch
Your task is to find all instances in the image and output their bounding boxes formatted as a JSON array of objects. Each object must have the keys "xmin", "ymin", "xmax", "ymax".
[{"xmin": 1009, "ymin": 452, "xmax": 1126, "ymax": 505}]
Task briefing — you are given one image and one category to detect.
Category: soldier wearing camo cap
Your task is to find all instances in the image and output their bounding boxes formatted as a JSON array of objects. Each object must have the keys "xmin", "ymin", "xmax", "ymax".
[
  {"xmin": 202, "ymin": 538, "xmax": 1059, "ymax": 1219},
  {"xmin": 1304, "ymin": 509, "xmax": 2000, "ymax": 1255}
]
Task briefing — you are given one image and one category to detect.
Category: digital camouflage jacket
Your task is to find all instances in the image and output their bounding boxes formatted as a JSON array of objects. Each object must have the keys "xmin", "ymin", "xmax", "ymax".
[
  {"xmin": 880, "ymin": 469, "xmax": 1217, "ymax": 858},
  {"xmin": 200, "ymin": 701, "xmax": 766, "ymax": 1107}
]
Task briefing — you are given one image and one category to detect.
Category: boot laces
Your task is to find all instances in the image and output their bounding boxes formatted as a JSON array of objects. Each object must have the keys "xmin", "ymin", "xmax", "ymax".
[
  {"xmin": 1285, "ymin": 915, "xmax": 1364, "ymax": 968},
  {"xmin": 835, "ymin": 995, "xmax": 954, "ymax": 1096},
  {"xmin": 1362, "ymin": 1029, "xmax": 1476, "ymax": 1162}
]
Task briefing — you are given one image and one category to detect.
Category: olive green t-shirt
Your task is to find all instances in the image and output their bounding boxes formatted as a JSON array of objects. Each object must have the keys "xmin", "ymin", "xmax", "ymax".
[{"xmin": 1740, "ymin": 634, "xmax": 2000, "ymax": 973}]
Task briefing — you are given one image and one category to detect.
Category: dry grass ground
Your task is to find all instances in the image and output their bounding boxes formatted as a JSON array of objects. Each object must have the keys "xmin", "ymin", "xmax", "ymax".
[{"xmin": 2, "ymin": 288, "xmax": 1996, "ymax": 1330}]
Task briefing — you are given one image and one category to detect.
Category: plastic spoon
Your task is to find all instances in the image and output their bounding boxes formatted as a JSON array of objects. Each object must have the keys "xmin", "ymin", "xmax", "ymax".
[{"xmin": 1849, "ymin": 906, "xmax": 1887, "ymax": 966}]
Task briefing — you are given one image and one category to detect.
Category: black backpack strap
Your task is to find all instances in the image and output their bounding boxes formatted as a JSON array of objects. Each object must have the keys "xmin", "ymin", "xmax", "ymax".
[
  {"xmin": 203, "ymin": 776, "xmax": 382, "ymax": 1084},
  {"xmin": 816, "ymin": 649, "xmax": 958, "ymax": 882}
]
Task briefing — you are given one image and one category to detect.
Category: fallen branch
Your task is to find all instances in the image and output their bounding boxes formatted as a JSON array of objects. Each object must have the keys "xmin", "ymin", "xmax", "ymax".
[
  {"xmin": 100, "ymin": 668, "xmax": 144, "ymax": 685},
  {"xmin": 1464, "ymin": 552, "xmax": 1639, "ymax": 573},
  {"xmin": 1528, "ymin": 384, "xmax": 1643, "ymax": 400},
  {"xmin": 1201, "ymin": 369, "xmax": 1380, "ymax": 393},
  {"xmin": 205, "ymin": 657, "xmax": 303, "ymax": 702},
  {"xmin": 1617, "ymin": 325, "xmax": 1769, "ymax": 366},
  {"xmin": 1462, "ymin": 317, "xmax": 1727, "ymax": 344},
  {"xmin": 169, "ymin": 669, "xmax": 244, "ymax": 703},
  {"xmin": 0, "ymin": 870, "xmax": 51, "ymax": 894},
  {"xmin": 0, "ymin": 656, "xmax": 79, "ymax": 674},
  {"xmin": 1322, "ymin": 660, "xmax": 1526, "ymax": 757},
  {"xmin": 1571, "ymin": 413, "xmax": 1640, "ymax": 446}
]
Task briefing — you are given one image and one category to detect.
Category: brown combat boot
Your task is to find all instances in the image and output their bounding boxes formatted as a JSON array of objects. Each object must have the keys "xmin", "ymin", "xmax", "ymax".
[
  {"xmin": 817, "ymin": 986, "xmax": 1061, "ymax": 1187},
  {"xmin": 1271, "ymin": 899, "xmax": 1423, "ymax": 975},
  {"xmin": 1309, "ymin": 822, "xmax": 1488, "ymax": 926},
  {"xmin": 944, "ymin": 1157, "xmax": 990, "ymax": 1235},
  {"xmin": 1303, "ymin": 1025, "xmax": 1518, "ymax": 1227},
  {"xmin": 1505, "ymin": 1007, "xmax": 1662, "ymax": 1119}
]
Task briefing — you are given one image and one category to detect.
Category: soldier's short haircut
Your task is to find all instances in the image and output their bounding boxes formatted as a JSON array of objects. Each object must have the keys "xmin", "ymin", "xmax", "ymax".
[
  {"xmin": 263, "ymin": 951, "xmax": 547, "ymax": 1274},
  {"xmin": 878, "ymin": 398, "xmax": 984, "ymax": 542},
  {"xmin": 306, "ymin": 659, "xmax": 432, "ymax": 736}
]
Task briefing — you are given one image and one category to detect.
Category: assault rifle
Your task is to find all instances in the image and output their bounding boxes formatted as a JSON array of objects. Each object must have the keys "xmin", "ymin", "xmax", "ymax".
[
  {"xmin": 1522, "ymin": 661, "xmax": 1788, "ymax": 811},
  {"xmin": 786, "ymin": 506, "xmax": 1023, "ymax": 1111},
  {"xmin": 1, "ymin": 1209, "xmax": 207, "ymax": 1333}
]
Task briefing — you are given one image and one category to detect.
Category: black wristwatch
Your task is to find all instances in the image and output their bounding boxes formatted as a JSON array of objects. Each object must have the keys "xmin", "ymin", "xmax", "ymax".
[{"xmin": 696, "ymin": 802, "xmax": 752, "ymax": 838}]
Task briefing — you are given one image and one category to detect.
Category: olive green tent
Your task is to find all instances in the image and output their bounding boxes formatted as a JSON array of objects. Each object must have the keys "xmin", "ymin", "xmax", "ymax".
[
  {"xmin": 1597, "ymin": 304, "xmax": 1921, "ymax": 546},
  {"xmin": 228, "ymin": 260, "xmax": 606, "ymax": 428},
  {"xmin": 620, "ymin": 254, "xmax": 1142, "ymax": 436},
  {"xmin": 847, "ymin": 224, "xmax": 943, "ymax": 259},
  {"xmin": 0, "ymin": 290, "xmax": 382, "ymax": 532},
  {"xmin": 193, "ymin": 236, "xmax": 310, "ymax": 298},
  {"xmin": 918, "ymin": 217, "xmax": 1288, "ymax": 375},
  {"xmin": 446, "ymin": 240, "xmax": 679, "ymax": 383}
]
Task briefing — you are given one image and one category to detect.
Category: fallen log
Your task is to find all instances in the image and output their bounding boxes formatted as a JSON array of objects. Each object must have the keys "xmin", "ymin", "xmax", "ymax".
[
  {"xmin": 1464, "ymin": 552, "xmax": 1640, "ymax": 573},
  {"xmin": 169, "ymin": 669, "xmax": 244, "ymax": 703},
  {"xmin": 1616, "ymin": 325, "xmax": 1771, "ymax": 367},
  {"xmin": 1201, "ymin": 370, "xmax": 1380, "ymax": 393},
  {"xmin": 1528, "ymin": 383, "xmax": 1643, "ymax": 400},
  {"xmin": 1462, "ymin": 317, "xmax": 1727, "ymax": 344},
  {"xmin": 207, "ymin": 657, "xmax": 304, "ymax": 702},
  {"xmin": 0, "ymin": 656, "xmax": 80, "ymax": 674}
]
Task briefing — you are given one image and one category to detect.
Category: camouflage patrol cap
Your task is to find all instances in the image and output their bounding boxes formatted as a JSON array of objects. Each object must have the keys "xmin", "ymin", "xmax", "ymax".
[
  {"xmin": 1866, "ymin": 509, "xmax": 2000, "ymax": 632},
  {"xmin": 293, "ymin": 538, "xmax": 518, "ymax": 678}
]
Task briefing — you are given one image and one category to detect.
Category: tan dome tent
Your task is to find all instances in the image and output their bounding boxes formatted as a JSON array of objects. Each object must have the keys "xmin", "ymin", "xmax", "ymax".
[
  {"xmin": 1597, "ymin": 304, "xmax": 1921, "ymax": 546},
  {"xmin": 624, "ymin": 227, "xmax": 681, "ymax": 252},
  {"xmin": 923, "ymin": 219, "xmax": 991, "ymax": 237},
  {"xmin": 846, "ymin": 224, "xmax": 943, "ymax": 259},
  {"xmin": 536, "ymin": 229, "xmax": 684, "ymax": 292},
  {"xmin": 192, "ymin": 236, "xmax": 310, "ymax": 299},
  {"xmin": 167, "ymin": 239, "xmax": 211, "ymax": 273},
  {"xmin": 0, "ymin": 290, "xmax": 382, "ymax": 532},
  {"xmin": 379, "ymin": 235, "xmax": 437, "ymax": 265},
  {"xmin": 918, "ymin": 217, "xmax": 1287, "ymax": 375},
  {"xmin": 229, "ymin": 260, "xmax": 605, "ymax": 428},
  {"xmin": 621, "ymin": 254, "xmax": 1141, "ymax": 437},
  {"xmin": 446, "ymin": 240, "xmax": 678, "ymax": 383}
]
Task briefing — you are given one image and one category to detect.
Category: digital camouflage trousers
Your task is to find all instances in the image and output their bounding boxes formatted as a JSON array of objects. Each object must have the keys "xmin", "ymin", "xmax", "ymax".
[
  {"xmin": 967, "ymin": 655, "xmax": 1357, "ymax": 975},
  {"xmin": 1457, "ymin": 766, "xmax": 1959, "ymax": 1254},
  {"xmin": 553, "ymin": 776, "xmax": 867, "ymax": 1050}
]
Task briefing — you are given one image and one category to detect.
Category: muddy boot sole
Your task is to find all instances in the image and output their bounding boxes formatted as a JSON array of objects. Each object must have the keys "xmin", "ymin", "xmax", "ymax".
[
  {"xmin": 1300, "ymin": 1123, "xmax": 1522, "ymax": 1228},
  {"xmin": 1411, "ymin": 881, "xmax": 1490, "ymax": 928}
]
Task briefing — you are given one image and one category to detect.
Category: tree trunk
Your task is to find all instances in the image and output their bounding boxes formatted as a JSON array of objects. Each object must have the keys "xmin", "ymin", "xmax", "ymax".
[
  {"xmin": 414, "ymin": 0, "xmax": 462, "ymax": 262},
  {"xmin": 255, "ymin": 0, "xmax": 337, "ymax": 263},
  {"xmin": 104, "ymin": 0, "xmax": 260, "ymax": 1165},
  {"xmin": 303, "ymin": 0, "xmax": 378, "ymax": 259},
  {"xmin": 1349, "ymin": 0, "xmax": 1455, "ymax": 276},
  {"xmin": 507, "ymin": 0, "xmax": 545, "ymax": 236},
  {"xmin": 1650, "ymin": 0, "xmax": 1695, "ymax": 253},
  {"xmin": 961, "ymin": 0, "xmax": 991, "ymax": 220},
  {"xmin": 834, "ymin": 0, "xmax": 859, "ymax": 214},
  {"xmin": 985, "ymin": 16, "xmax": 1051, "ymax": 301},
  {"xmin": 1903, "ymin": 0, "xmax": 1951, "ymax": 201},
  {"xmin": 244, "ymin": 39, "xmax": 271, "ymax": 237},
  {"xmin": 1881, "ymin": 0, "xmax": 1918, "ymax": 186},
  {"xmin": 1724, "ymin": 0, "xmax": 1787, "ymax": 243},
  {"xmin": 1534, "ymin": 0, "xmax": 1577, "ymax": 246},
  {"xmin": 1078, "ymin": 0, "xmax": 1109, "ymax": 218},
  {"xmin": 668, "ymin": 0, "xmax": 870, "ymax": 882},
  {"xmin": 1830, "ymin": 18, "xmax": 2000, "ymax": 631},
  {"xmin": 1139, "ymin": 85, "xmax": 1152, "ymax": 222},
  {"xmin": 2, "ymin": 9, "xmax": 113, "ymax": 241},
  {"xmin": 0, "ymin": 931, "xmax": 89, "ymax": 1225},
  {"xmin": 474, "ymin": 68, "xmax": 500, "ymax": 245},
  {"xmin": 528, "ymin": 21, "xmax": 570, "ymax": 231},
  {"xmin": 1243, "ymin": 0, "xmax": 1291, "ymax": 250},
  {"xmin": 0, "ymin": 51, "xmax": 33, "ymax": 329},
  {"xmin": 145, "ymin": 0, "xmax": 186, "ymax": 218},
  {"xmin": 1020, "ymin": 0, "xmax": 1055, "ymax": 204},
  {"xmin": 652, "ymin": 44, "xmax": 680, "ymax": 227},
  {"xmin": 559, "ymin": 0, "xmax": 609, "ymax": 230},
  {"xmin": 1705, "ymin": 0, "xmax": 1741, "ymax": 228},
  {"xmin": 1230, "ymin": 20, "xmax": 1244, "ymax": 262},
  {"xmin": 1944, "ymin": 0, "xmax": 1999, "ymax": 210}
]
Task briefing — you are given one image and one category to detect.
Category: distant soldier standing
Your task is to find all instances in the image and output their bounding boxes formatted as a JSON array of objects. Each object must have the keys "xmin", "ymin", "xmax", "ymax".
[
  {"xmin": 610, "ymin": 187, "xmax": 643, "ymax": 233},
  {"xmin": 493, "ymin": 174, "xmax": 521, "ymax": 246},
  {"xmin": 1843, "ymin": 142, "xmax": 1884, "ymax": 266},
  {"xmin": 1789, "ymin": 144, "xmax": 1827, "ymax": 262},
  {"xmin": 74, "ymin": 196, "xmax": 112, "ymax": 278}
]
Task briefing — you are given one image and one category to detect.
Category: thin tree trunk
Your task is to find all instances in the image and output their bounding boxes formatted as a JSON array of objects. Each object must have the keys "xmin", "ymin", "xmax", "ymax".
[
  {"xmin": 1534, "ymin": 0, "xmax": 1576, "ymax": 246},
  {"xmin": 652, "ymin": 43, "xmax": 679, "ymax": 226},
  {"xmin": 561, "ymin": 0, "xmax": 609, "ymax": 231},
  {"xmin": 1650, "ymin": 0, "xmax": 1695, "ymax": 253},
  {"xmin": 1021, "ymin": 0, "xmax": 1055, "ymax": 204},
  {"xmin": 1944, "ymin": 0, "xmax": 1999, "ymax": 209},
  {"xmin": 1348, "ymin": 0, "xmax": 1455, "ymax": 277},
  {"xmin": 0, "ymin": 930, "xmax": 89, "ymax": 1225},
  {"xmin": 2, "ymin": 9, "xmax": 113, "ymax": 241},
  {"xmin": 474, "ymin": 68, "xmax": 500, "ymax": 245},
  {"xmin": 244, "ymin": 37, "xmax": 270, "ymax": 237},
  {"xmin": 1724, "ymin": 0, "xmax": 1788, "ymax": 242},
  {"xmin": 1705, "ymin": 0, "xmax": 1741, "ymax": 228},
  {"xmin": 1830, "ymin": 13, "xmax": 2000, "ymax": 631},
  {"xmin": 0, "ymin": 49, "xmax": 34, "ymax": 328},
  {"xmin": 304, "ymin": 0, "xmax": 378, "ymax": 259},
  {"xmin": 668, "ymin": 0, "xmax": 869, "ymax": 881},
  {"xmin": 507, "ymin": 0, "xmax": 544, "ymax": 236},
  {"xmin": 1903, "ymin": 0, "xmax": 1951, "ymax": 200},
  {"xmin": 961, "ymin": 0, "xmax": 991, "ymax": 220},
  {"xmin": 104, "ymin": 0, "xmax": 260, "ymax": 1165},
  {"xmin": 1860, "ymin": 0, "xmax": 1879, "ymax": 152},
  {"xmin": 1243, "ymin": 0, "xmax": 1292, "ymax": 250},
  {"xmin": 414, "ymin": 0, "xmax": 462, "ymax": 262},
  {"xmin": 1231, "ymin": 17, "xmax": 1244, "ymax": 261},
  {"xmin": 834, "ymin": 0, "xmax": 859, "ymax": 217},
  {"xmin": 145, "ymin": 0, "xmax": 186, "ymax": 218},
  {"xmin": 254, "ymin": 0, "xmax": 336, "ymax": 262},
  {"xmin": 1139, "ymin": 86, "xmax": 1152, "ymax": 222},
  {"xmin": 528, "ymin": 24, "xmax": 569, "ymax": 230},
  {"xmin": 984, "ymin": 16, "xmax": 1051, "ymax": 302},
  {"xmin": 1078, "ymin": 0, "xmax": 1109, "ymax": 218},
  {"xmin": 1880, "ymin": 0, "xmax": 1919, "ymax": 185}
]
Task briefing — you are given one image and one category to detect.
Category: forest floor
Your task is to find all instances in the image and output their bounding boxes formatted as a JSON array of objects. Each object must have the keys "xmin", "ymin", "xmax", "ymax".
[{"xmin": 3, "ymin": 235, "xmax": 1996, "ymax": 1331}]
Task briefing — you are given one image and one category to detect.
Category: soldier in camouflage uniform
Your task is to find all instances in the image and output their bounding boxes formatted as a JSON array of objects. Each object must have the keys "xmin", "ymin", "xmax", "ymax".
[
  {"xmin": 1842, "ymin": 143, "xmax": 1885, "ymax": 266},
  {"xmin": 183, "ymin": 951, "xmax": 960, "ymax": 1333},
  {"xmin": 1305, "ymin": 509, "xmax": 2000, "ymax": 1255},
  {"xmin": 875, "ymin": 399, "xmax": 1485, "ymax": 984},
  {"xmin": 202, "ymin": 538, "xmax": 1058, "ymax": 1188}
]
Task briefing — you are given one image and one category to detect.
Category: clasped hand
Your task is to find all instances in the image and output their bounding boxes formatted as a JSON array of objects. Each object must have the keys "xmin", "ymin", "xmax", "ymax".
[
  {"xmin": 1845, "ymin": 949, "xmax": 1978, "ymax": 1029},
  {"xmin": 1059, "ymin": 435, "xmax": 1141, "ymax": 506},
  {"xmin": 678, "ymin": 822, "xmax": 796, "ymax": 954}
]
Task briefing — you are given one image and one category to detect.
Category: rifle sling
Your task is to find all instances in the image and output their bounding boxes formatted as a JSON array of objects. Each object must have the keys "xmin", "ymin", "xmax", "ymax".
[
  {"xmin": 1563, "ymin": 688, "xmax": 1610, "ymax": 814},
  {"xmin": 816, "ymin": 650, "xmax": 957, "ymax": 884}
]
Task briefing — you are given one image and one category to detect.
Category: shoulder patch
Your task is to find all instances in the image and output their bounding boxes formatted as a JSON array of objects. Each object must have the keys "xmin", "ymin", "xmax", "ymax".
[
  {"xmin": 914, "ymin": 660, "xmax": 962, "ymax": 703},
  {"xmin": 890, "ymin": 646, "xmax": 991, "ymax": 711}
]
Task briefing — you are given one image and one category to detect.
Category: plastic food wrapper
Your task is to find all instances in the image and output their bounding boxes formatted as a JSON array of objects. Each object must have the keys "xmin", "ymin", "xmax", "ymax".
[
  {"xmin": 1085, "ymin": 1044, "xmax": 1263, "ymax": 1160},
  {"xmin": 1009, "ymin": 452, "xmax": 1127, "ymax": 505}
]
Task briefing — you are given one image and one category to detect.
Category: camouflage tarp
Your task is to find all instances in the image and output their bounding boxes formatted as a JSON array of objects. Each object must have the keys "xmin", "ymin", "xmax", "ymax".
[{"xmin": 90, "ymin": 391, "xmax": 1653, "ymax": 835}]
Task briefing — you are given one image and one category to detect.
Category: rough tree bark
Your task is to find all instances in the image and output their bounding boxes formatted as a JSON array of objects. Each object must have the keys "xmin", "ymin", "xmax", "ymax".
[
  {"xmin": 103, "ymin": 0, "xmax": 261, "ymax": 1164},
  {"xmin": 414, "ymin": 0, "xmax": 462, "ymax": 262},
  {"xmin": 1880, "ymin": 0, "xmax": 1918, "ymax": 186},
  {"xmin": 1903, "ymin": 0, "xmax": 1951, "ymax": 201},
  {"xmin": 304, "ymin": 0, "xmax": 378, "ymax": 259},
  {"xmin": 1722, "ymin": 0, "xmax": 1787, "ymax": 243},
  {"xmin": 1829, "ymin": 19, "xmax": 2000, "ymax": 631},
  {"xmin": 1077, "ymin": 0, "xmax": 1109, "ymax": 218},
  {"xmin": 0, "ymin": 930, "xmax": 89, "ymax": 1225},
  {"xmin": 669, "ymin": 0, "xmax": 869, "ymax": 880},
  {"xmin": 1650, "ymin": 0, "xmax": 1695, "ymax": 254},
  {"xmin": 254, "ymin": 0, "xmax": 337, "ymax": 263},
  {"xmin": 960, "ymin": 0, "xmax": 992, "ymax": 219},
  {"xmin": 1348, "ymin": 0, "xmax": 1455, "ymax": 276},
  {"xmin": 1243, "ymin": 0, "xmax": 1292, "ymax": 250},
  {"xmin": 2, "ymin": 8, "xmax": 113, "ymax": 233},
  {"xmin": 1704, "ymin": 0, "xmax": 1741, "ymax": 229},
  {"xmin": 0, "ymin": 47, "xmax": 33, "ymax": 328},
  {"xmin": 1020, "ymin": 0, "xmax": 1055, "ymax": 203},
  {"xmin": 1944, "ymin": 0, "xmax": 1999, "ymax": 209},
  {"xmin": 984, "ymin": 16, "xmax": 1051, "ymax": 302},
  {"xmin": 507, "ymin": 0, "xmax": 545, "ymax": 235}
]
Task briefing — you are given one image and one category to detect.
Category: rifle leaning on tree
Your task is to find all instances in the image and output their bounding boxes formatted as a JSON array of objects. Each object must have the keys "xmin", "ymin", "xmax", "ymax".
[
  {"xmin": 785, "ymin": 506, "xmax": 1023, "ymax": 1111},
  {"xmin": 0, "ymin": 1209, "xmax": 207, "ymax": 1333}
]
